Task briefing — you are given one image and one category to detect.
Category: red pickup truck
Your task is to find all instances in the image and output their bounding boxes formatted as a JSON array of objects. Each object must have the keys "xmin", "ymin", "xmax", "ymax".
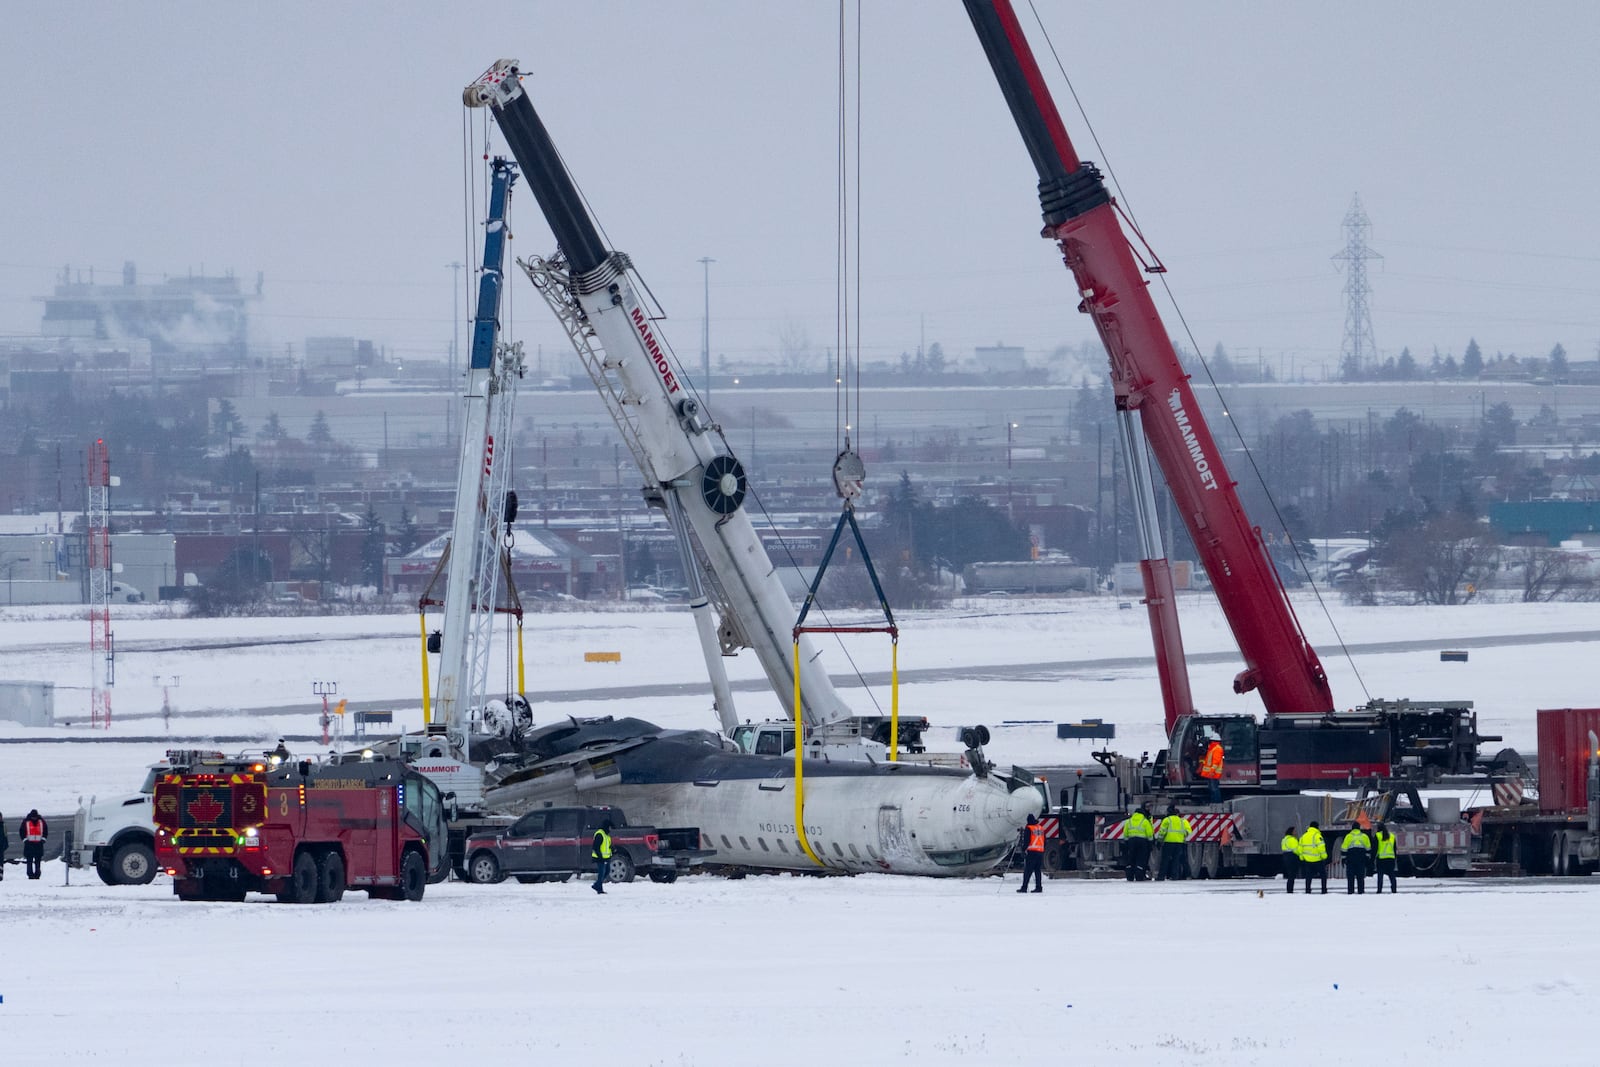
[{"xmin": 462, "ymin": 805, "xmax": 710, "ymax": 885}]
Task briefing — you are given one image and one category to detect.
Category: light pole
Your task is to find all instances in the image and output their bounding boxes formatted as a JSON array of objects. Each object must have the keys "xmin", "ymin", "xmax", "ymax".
[
  {"xmin": 1006, "ymin": 422, "xmax": 1018, "ymax": 521},
  {"xmin": 698, "ymin": 256, "xmax": 715, "ymax": 401},
  {"xmin": 446, "ymin": 261, "xmax": 464, "ymax": 386}
]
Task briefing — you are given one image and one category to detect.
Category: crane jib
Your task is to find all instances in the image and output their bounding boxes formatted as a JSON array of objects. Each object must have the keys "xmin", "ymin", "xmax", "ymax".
[
  {"xmin": 1167, "ymin": 391, "xmax": 1220, "ymax": 492},
  {"xmin": 629, "ymin": 306, "xmax": 682, "ymax": 397},
  {"xmin": 967, "ymin": 0, "xmax": 1337, "ymax": 718}
]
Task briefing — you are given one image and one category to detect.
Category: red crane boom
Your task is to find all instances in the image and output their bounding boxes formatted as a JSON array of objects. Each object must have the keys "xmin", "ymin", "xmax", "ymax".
[{"xmin": 963, "ymin": 0, "xmax": 1333, "ymax": 726}]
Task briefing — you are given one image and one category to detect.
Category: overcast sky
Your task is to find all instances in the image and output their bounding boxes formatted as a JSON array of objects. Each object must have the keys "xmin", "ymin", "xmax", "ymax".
[{"xmin": 4, "ymin": 2, "xmax": 1598, "ymax": 382}]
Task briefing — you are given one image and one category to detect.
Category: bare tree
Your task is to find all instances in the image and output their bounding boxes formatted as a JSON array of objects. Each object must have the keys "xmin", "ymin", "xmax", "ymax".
[
  {"xmin": 1510, "ymin": 545, "xmax": 1594, "ymax": 602},
  {"xmin": 1381, "ymin": 514, "xmax": 1497, "ymax": 605},
  {"xmin": 776, "ymin": 320, "xmax": 815, "ymax": 374},
  {"xmin": 291, "ymin": 516, "xmax": 337, "ymax": 598}
]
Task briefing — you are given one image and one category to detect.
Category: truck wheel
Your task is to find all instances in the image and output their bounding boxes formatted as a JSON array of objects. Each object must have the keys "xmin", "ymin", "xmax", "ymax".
[
  {"xmin": 401, "ymin": 850, "xmax": 427, "ymax": 902},
  {"xmin": 468, "ymin": 852, "xmax": 504, "ymax": 885},
  {"xmin": 317, "ymin": 852, "xmax": 346, "ymax": 903},
  {"xmin": 110, "ymin": 841, "xmax": 157, "ymax": 885},
  {"xmin": 648, "ymin": 869, "xmax": 678, "ymax": 884},
  {"xmin": 278, "ymin": 851, "xmax": 319, "ymax": 904},
  {"xmin": 1553, "ymin": 832, "xmax": 1570, "ymax": 877},
  {"xmin": 97, "ymin": 857, "xmax": 119, "ymax": 886},
  {"xmin": 608, "ymin": 852, "xmax": 635, "ymax": 884}
]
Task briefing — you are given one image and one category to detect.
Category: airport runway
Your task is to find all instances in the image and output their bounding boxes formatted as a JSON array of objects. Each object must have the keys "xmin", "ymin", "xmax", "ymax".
[{"xmin": 71, "ymin": 624, "xmax": 1600, "ymax": 723}]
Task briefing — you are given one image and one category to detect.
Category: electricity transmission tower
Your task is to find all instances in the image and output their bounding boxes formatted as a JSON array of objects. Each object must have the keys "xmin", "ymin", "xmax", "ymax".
[{"xmin": 1332, "ymin": 194, "xmax": 1381, "ymax": 379}]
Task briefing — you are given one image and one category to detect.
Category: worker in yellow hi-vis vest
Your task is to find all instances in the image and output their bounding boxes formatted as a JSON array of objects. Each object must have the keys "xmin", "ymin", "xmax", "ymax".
[
  {"xmin": 592, "ymin": 821, "xmax": 613, "ymax": 895},
  {"xmin": 1155, "ymin": 805, "xmax": 1192, "ymax": 882},
  {"xmin": 1281, "ymin": 825, "xmax": 1301, "ymax": 893},
  {"xmin": 1122, "ymin": 804, "xmax": 1154, "ymax": 882},
  {"xmin": 1373, "ymin": 821, "xmax": 1399, "ymax": 894},
  {"xmin": 1342, "ymin": 823, "xmax": 1372, "ymax": 895},
  {"xmin": 1298, "ymin": 821, "xmax": 1328, "ymax": 895}
]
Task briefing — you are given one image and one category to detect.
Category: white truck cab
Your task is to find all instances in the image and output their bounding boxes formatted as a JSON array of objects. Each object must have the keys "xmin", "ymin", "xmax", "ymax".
[{"xmin": 71, "ymin": 749, "xmax": 221, "ymax": 884}]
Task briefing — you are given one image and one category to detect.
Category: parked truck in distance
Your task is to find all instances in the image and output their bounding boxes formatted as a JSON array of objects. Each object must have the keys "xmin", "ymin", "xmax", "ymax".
[
  {"xmin": 153, "ymin": 750, "xmax": 449, "ymax": 903},
  {"xmin": 463, "ymin": 805, "xmax": 712, "ymax": 885}
]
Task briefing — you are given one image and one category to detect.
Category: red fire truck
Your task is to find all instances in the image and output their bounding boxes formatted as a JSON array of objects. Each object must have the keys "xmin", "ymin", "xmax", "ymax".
[{"xmin": 153, "ymin": 752, "xmax": 449, "ymax": 903}]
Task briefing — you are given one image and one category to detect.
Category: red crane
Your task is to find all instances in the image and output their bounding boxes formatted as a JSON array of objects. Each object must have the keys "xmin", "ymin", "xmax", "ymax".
[{"xmin": 962, "ymin": 0, "xmax": 1333, "ymax": 732}]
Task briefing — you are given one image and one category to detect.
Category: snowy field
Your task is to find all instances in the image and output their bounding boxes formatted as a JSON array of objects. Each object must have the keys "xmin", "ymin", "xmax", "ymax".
[
  {"xmin": 2, "ymin": 867, "xmax": 1596, "ymax": 1064},
  {"xmin": 3, "ymin": 593, "xmax": 1599, "ymax": 810},
  {"xmin": 2, "ymin": 594, "xmax": 1600, "ymax": 1063}
]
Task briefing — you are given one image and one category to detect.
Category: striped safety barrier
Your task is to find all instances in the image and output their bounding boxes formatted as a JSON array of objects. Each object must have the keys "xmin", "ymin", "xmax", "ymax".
[
  {"xmin": 1492, "ymin": 779, "xmax": 1525, "ymax": 808},
  {"xmin": 1096, "ymin": 811, "xmax": 1243, "ymax": 843}
]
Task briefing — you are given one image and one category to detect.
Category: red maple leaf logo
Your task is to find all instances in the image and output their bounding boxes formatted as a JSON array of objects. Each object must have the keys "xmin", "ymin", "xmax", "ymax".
[{"xmin": 186, "ymin": 791, "xmax": 225, "ymax": 824}]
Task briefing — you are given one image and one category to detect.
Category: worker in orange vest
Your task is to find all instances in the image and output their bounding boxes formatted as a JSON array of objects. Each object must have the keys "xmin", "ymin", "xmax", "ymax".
[
  {"xmin": 1199, "ymin": 735, "xmax": 1225, "ymax": 803},
  {"xmin": 22, "ymin": 809, "xmax": 48, "ymax": 880},
  {"xmin": 1017, "ymin": 813, "xmax": 1045, "ymax": 893}
]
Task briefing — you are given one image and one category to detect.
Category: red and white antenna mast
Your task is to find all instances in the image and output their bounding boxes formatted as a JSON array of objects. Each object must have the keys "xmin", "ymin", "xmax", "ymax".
[{"xmin": 88, "ymin": 438, "xmax": 115, "ymax": 729}]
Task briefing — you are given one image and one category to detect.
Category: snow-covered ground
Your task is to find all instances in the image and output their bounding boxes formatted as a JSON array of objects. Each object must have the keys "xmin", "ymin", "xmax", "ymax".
[
  {"xmin": 1, "ymin": 867, "xmax": 1595, "ymax": 1064},
  {"xmin": 2, "ymin": 594, "xmax": 1598, "ymax": 1063}
]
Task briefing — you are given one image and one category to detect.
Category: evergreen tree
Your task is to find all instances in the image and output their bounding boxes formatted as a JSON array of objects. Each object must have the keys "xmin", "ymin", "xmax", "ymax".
[
  {"xmin": 360, "ymin": 505, "xmax": 386, "ymax": 589},
  {"xmin": 212, "ymin": 399, "xmax": 242, "ymax": 441},
  {"xmin": 1549, "ymin": 342, "xmax": 1569, "ymax": 379},
  {"xmin": 1339, "ymin": 350, "xmax": 1365, "ymax": 382},
  {"xmin": 1396, "ymin": 347, "xmax": 1417, "ymax": 380},
  {"xmin": 397, "ymin": 505, "xmax": 422, "ymax": 553},
  {"xmin": 1462, "ymin": 338, "xmax": 1484, "ymax": 378},
  {"xmin": 308, "ymin": 410, "xmax": 334, "ymax": 446},
  {"xmin": 1482, "ymin": 401, "xmax": 1517, "ymax": 448},
  {"xmin": 1211, "ymin": 343, "xmax": 1236, "ymax": 382}
]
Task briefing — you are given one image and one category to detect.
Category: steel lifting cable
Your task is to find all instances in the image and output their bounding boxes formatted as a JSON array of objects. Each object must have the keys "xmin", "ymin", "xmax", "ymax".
[
  {"xmin": 1025, "ymin": 1, "xmax": 1370, "ymax": 700},
  {"xmin": 834, "ymin": 0, "xmax": 849, "ymax": 459},
  {"xmin": 462, "ymin": 108, "xmax": 477, "ymax": 382},
  {"xmin": 797, "ymin": 0, "xmax": 898, "ymax": 730},
  {"xmin": 852, "ymin": 0, "xmax": 863, "ymax": 436}
]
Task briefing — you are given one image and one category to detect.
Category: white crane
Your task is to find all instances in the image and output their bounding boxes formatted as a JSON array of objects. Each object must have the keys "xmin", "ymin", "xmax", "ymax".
[{"xmin": 465, "ymin": 60, "xmax": 917, "ymax": 754}]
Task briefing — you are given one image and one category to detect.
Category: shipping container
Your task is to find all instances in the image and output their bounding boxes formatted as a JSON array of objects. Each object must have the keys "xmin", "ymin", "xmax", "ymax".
[{"xmin": 1536, "ymin": 708, "xmax": 1600, "ymax": 814}]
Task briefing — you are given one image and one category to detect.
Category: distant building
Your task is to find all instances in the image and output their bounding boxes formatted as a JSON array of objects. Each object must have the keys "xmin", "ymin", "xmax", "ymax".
[
  {"xmin": 38, "ymin": 261, "xmax": 258, "ymax": 366},
  {"xmin": 387, "ymin": 528, "xmax": 599, "ymax": 599},
  {"xmin": 1491, "ymin": 500, "xmax": 1600, "ymax": 546},
  {"xmin": 973, "ymin": 342, "xmax": 1026, "ymax": 374},
  {"xmin": 304, "ymin": 336, "xmax": 378, "ymax": 376}
]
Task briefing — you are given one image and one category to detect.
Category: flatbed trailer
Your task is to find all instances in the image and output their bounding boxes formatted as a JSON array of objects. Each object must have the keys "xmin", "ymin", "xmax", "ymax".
[
  {"xmin": 1042, "ymin": 761, "xmax": 1475, "ymax": 879},
  {"xmin": 1468, "ymin": 708, "xmax": 1600, "ymax": 877}
]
